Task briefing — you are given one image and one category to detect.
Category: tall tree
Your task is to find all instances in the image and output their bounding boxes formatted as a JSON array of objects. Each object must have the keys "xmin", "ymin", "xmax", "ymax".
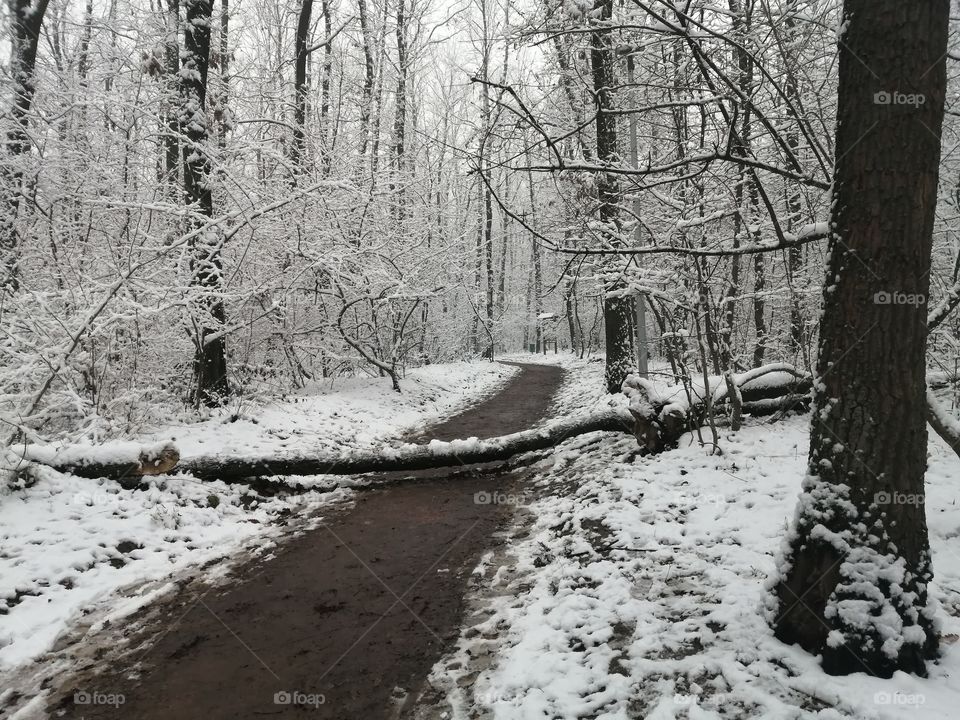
[
  {"xmin": 1, "ymin": 0, "xmax": 52, "ymax": 291},
  {"xmin": 357, "ymin": 0, "xmax": 376, "ymax": 159},
  {"xmin": 181, "ymin": 0, "xmax": 229, "ymax": 405},
  {"xmin": 590, "ymin": 0, "xmax": 634, "ymax": 392},
  {"xmin": 162, "ymin": 0, "xmax": 181, "ymax": 192},
  {"xmin": 292, "ymin": 0, "xmax": 313, "ymax": 173},
  {"xmin": 771, "ymin": 0, "xmax": 949, "ymax": 677}
]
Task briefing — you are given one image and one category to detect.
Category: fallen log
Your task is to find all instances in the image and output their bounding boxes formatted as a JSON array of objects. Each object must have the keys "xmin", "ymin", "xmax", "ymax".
[
  {"xmin": 17, "ymin": 442, "xmax": 180, "ymax": 488},
  {"xmin": 23, "ymin": 409, "xmax": 635, "ymax": 485},
  {"xmin": 928, "ymin": 387, "xmax": 960, "ymax": 460},
  {"xmin": 26, "ymin": 371, "xmax": 957, "ymax": 485},
  {"xmin": 623, "ymin": 363, "xmax": 813, "ymax": 454}
]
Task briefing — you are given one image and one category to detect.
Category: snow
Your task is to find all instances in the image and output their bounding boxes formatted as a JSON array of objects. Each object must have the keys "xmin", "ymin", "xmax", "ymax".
[
  {"xmin": 7, "ymin": 354, "xmax": 960, "ymax": 719},
  {"xmin": 21, "ymin": 439, "xmax": 176, "ymax": 469},
  {"xmin": 422, "ymin": 359, "xmax": 960, "ymax": 720},
  {"xmin": 0, "ymin": 360, "xmax": 516, "ymax": 676}
]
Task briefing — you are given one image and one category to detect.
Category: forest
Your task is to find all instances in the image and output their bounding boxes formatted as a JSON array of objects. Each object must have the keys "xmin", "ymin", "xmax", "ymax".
[{"xmin": 1, "ymin": 0, "xmax": 960, "ymax": 718}]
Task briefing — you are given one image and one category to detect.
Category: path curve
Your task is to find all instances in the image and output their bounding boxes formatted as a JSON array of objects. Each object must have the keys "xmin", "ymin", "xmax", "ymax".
[{"xmin": 55, "ymin": 362, "xmax": 564, "ymax": 720}]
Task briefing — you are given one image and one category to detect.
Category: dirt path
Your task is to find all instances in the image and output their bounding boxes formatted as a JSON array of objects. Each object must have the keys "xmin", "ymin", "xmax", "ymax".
[{"xmin": 54, "ymin": 362, "xmax": 563, "ymax": 720}]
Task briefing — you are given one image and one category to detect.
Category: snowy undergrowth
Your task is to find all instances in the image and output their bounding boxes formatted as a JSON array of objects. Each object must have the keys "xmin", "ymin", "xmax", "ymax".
[
  {"xmin": 0, "ymin": 360, "xmax": 517, "ymax": 676},
  {"xmin": 428, "ymin": 360, "xmax": 960, "ymax": 720}
]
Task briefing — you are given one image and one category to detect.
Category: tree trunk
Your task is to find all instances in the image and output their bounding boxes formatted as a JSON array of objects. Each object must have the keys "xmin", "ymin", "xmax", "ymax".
[
  {"xmin": 163, "ymin": 0, "xmax": 180, "ymax": 194},
  {"xmin": 357, "ymin": 0, "xmax": 375, "ymax": 159},
  {"xmin": 771, "ymin": 0, "xmax": 948, "ymax": 677},
  {"xmin": 182, "ymin": 0, "xmax": 229, "ymax": 406},
  {"xmin": 784, "ymin": 0, "xmax": 806, "ymax": 360},
  {"xmin": 292, "ymin": 0, "xmax": 313, "ymax": 173},
  {"xmin": 590, "ymin": 0, "xmax": 634, "ymax": 393},
  {"xmin": 393, "ymin": 0, "xmax": 407, "ymax": 176},
  {"xmin": 319, "ymin": 0, "xmax": 332, "ymax": 149},
  {"xmin": 216, "ymin": 0, "xmax": 230, "ymax": 152},
  {"xmin": 1, "ymin": 0, "xmax": 52, "ymax": 291}
]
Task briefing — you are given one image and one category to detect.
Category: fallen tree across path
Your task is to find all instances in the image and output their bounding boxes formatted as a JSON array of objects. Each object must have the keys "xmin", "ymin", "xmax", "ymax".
[
  {"xmin": 18, "ymin": 363, "xmax": 960, "ymax": 487},
  {"xmin": 21, "ymin": 409, "xmax": 636, "ymax": 486}
]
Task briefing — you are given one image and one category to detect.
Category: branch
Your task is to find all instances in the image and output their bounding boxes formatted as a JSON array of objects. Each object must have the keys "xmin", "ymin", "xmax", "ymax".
[{"xmin": 552, "ymin": 222, "xmax": 829, "ymax": 256}]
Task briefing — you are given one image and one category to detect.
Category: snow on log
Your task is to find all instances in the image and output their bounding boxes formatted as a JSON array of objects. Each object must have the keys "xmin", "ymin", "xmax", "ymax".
[
  {"xmin": 23, "ymin": 410, "xmax": 635, "ymax": 485},
  {"xmin": 928, "ymin": 388, "xmax": 960, "ymax": 459},
  {"xmin": 20, "ymin": 441, "xmax": 180, "ymax": 488},
  {"xmin": 622, "ymin": 363, "xmax": 813, "ymax": 453},
  {"xmin": 28, "ymin": 371, "xmax": 953, "ymax": 484}
]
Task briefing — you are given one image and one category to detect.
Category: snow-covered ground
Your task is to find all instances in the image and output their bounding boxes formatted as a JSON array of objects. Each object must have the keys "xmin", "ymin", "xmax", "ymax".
[
  {"xmin": 0, "ymin": 361, "xmax": 517, "ymax": 678},
  {"xmin": 423, "ymin": 357, "xmax": 960, "ymax": 720}
]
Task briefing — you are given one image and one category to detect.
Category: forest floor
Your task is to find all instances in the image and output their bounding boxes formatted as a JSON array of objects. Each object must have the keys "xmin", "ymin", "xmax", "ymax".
[
  {"xmin": 411, "ymin": 357, "xmax": 960, "ymax": 720},
  {"xmin": 0, "ymin": 360, "xmax": 522, "ymax": 718},
  {"xmin": 37, "ymin": 362, "xmax": 564, "ymax": 720},
  {"xmin": 5, "ymin": 355, "xmax": 960, "ymax": 720}
]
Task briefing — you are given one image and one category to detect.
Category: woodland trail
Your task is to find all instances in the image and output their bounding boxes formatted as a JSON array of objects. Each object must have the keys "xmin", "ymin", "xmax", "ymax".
[{"xmin": 54, "ymin": 362, "xmax": 564, "ymax": 720}]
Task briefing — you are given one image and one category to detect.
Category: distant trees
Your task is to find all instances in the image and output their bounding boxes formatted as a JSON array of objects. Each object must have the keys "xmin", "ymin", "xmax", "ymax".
[{"xmin": 0, "ymin": 0, "xmax": 958, "ymax": 457}]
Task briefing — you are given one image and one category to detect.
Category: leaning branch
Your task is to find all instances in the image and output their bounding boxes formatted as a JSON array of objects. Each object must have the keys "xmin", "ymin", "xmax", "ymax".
[{"xmin": 551, "ymin": 223, "xmax": 830, "ymax": 257}]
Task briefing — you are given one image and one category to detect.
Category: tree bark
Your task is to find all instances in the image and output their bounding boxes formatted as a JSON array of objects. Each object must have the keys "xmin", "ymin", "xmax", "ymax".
[
  {"xmin": 318, "ymin": 0, "xmax": 333, "ymax": 175},
  {"xmin": 1, "ymin": 0, "xmax": 52, "ymax": 291},
  {"xmin": 356, "ymin": 0, "xmax": 375, "ymax": 159},
  {"xmin": 590, "ymin": 0, "xmax": 634, "ymax": 393},
  {"xmin": 771, "ymin": 0, "xmax": 948, "ymax": 677},
  {"xmin": 182, "ymin": 0, "xmax": 229, "ymax": 406},
  {"xmin": 784, "ymin": 0, "xmax": 806, "ymax": 360},
  {"xmin": 163, "ymin": 0, "xmax": 180, "ymax": 193},
  {"xmin": 292, "ymin": 0, "xmax": 313, "ymax": 173}
]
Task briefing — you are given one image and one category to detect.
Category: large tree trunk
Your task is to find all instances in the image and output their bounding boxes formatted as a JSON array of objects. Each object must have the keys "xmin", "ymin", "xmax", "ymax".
[
  {"xmin": 1, "ymin": 0, "xmax": 52, "ymax": 291},
  {"xmin": 182, "ymin": 0, "xmax": 229, "ymax": 406},
  {"xmin": 590, "ymin": 0, "xmax": 634, "ymax": 393},
  {"xmin": 771, "ymin": 0, "xmax": 948, "ymax": 677}
]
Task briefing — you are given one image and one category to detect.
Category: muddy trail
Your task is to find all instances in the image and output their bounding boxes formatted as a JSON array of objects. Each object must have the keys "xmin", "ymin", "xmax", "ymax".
[{"xmin": 52, "ymin": 362, "xmax": 564, "ymax": 720}]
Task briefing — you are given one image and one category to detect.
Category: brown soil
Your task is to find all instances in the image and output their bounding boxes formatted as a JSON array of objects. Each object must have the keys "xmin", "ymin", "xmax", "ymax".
[{"xmin": 51, "ymin": 361, "xmax": 563, "ymax": 720}]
